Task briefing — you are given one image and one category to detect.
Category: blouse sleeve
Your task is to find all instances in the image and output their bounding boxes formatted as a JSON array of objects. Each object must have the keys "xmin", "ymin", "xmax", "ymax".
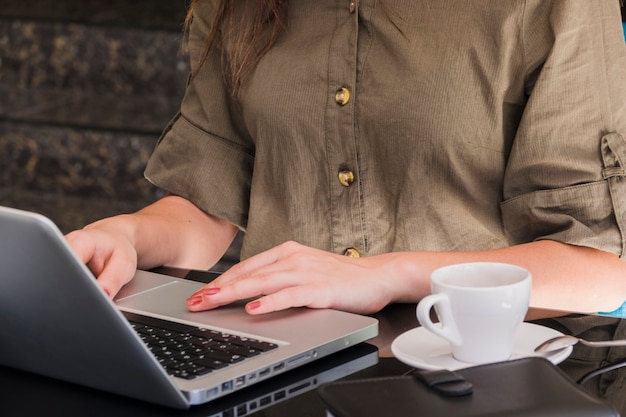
[
  {"xmin": 144, "ymin": 0, "xmax": 254, "ymax": 230},
  {"xmin": 500, "ymin": 0, "xmax": 626, "ymax": 258}
]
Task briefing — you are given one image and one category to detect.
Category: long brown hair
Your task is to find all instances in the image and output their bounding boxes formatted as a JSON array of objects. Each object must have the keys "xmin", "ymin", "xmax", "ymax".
[{"xmin": 185, "ymin": 0, "xmax": 288, "ymax": 95}]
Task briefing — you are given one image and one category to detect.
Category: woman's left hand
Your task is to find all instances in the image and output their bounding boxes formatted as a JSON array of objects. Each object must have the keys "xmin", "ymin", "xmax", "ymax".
[
  {"xmin": 188, "ymin": 239, "xmax": 626, "ymax": 316},
  {"xmin": 185, "ymin": 241, "xmax": 417, "ymax": 315}
]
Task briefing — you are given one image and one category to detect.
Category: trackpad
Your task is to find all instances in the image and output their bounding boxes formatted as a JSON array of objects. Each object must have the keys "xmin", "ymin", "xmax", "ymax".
[
  {"xmin": 115, "ymin": 279, "xmax": 278, "ymax": 338},
  {"xmin": 116, "ymin": 280, "xmax": 206, "ymax": 311},
  {"xmin": 114, "ymin": 270, "xmax": 204, "ymax": 300}
]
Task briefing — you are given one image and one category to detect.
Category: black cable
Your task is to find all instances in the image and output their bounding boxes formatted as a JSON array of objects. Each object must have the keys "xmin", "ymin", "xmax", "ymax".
[{"xmin": 577, "ymin": 359, "xmax": 626, "ymax": 385}]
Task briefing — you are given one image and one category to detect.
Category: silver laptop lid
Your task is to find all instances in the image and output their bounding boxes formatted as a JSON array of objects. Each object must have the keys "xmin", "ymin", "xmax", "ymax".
[{"xmin": 0, "ymin": 206, "xmax": 189, "ymax": 408}]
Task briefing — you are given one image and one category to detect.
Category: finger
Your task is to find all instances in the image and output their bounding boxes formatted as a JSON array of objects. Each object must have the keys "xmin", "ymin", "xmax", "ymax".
[
  {"xmin": 245, "ymin": 275, "xmax": 393, "ymax": 315},
  {"xmin": 65, "ymin": 230, "xmax": 98, "ymax": 269},
  {"xmin": 94, "ymin": 248, "xmax": 137, "ymax": 298},
  {"xmin": 244, "ymin": 284, "xmax": 330, "ymax": 315},
  {"xmin": 188, "ymin": 246, "xmax": 306, "ymax": 300},
  {"xmin": 66, "ymin": 230, "xmax": 136, "ymax": 298},
  {"xmin": 208, "ymin": 241, "xmax": 302, "ymax": 288},
  {"xmin": 186, "ymin": 269, "xmax": 298, "ymax": 311}
]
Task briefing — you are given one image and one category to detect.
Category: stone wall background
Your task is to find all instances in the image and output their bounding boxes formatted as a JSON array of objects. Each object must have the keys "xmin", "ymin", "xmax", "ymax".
[{"xmin": 0, "ymin": 0, "xmax": 241, "ymax": 270}]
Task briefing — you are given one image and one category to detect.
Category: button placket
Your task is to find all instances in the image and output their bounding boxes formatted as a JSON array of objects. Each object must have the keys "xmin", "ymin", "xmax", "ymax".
[{"xmin": 325, "ymin": 2, "xmax": 364, "ymax": 256}]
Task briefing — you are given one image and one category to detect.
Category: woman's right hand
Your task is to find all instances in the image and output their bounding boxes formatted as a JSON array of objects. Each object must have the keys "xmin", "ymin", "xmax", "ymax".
[
  {"xmin": 65, "ymin": 218, "xmax": 139, "ymax": 298},
  {"xmin": 64, "ymin": 195, "xmax": 239, "ymax": 299}
]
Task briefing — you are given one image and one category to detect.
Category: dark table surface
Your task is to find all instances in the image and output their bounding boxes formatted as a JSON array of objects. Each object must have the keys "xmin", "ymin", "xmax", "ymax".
[{"xmin": 2, "ymin": 268, "xmax": 626, "ymax": 417}]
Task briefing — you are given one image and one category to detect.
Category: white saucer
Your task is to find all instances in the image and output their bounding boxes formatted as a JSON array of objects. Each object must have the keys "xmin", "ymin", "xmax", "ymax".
[{"xmin": 391, "ymin": 322, "xmax": 572, "ymax": 371}]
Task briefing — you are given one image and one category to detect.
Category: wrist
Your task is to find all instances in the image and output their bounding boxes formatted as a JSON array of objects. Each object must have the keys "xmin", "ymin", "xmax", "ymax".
[
  {"xmin": 85, "ymin": 213, "xmax": 139, "ymax": 247},
  {"xmin": 379, "ymin": 252, "xmax": 432, "ymax": 304}
]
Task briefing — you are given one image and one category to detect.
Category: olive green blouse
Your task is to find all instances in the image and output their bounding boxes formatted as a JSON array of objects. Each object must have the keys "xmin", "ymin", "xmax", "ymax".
[{"xmin": 145, "ymin": 0, "xmax": 626, "ymax": 261}]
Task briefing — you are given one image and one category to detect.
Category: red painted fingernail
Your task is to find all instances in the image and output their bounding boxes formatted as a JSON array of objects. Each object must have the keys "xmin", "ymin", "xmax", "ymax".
[
  {"xmin": 186, "ymin": 296, "xmax": 203, "ymax": 306},
  {"xmin": 202, "ymin": 288, "xmax": 220, "ymax": 296},
  {"xmin": 247, "ymin": 300, "xmax": 261, "ymax": 311}
]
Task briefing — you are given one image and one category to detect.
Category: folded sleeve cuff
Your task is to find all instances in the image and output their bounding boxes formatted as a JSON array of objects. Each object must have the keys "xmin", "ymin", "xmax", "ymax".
[
  {"xmin": 144, "ymin": 114, "xmax": 253, "ymax": 230},
  {"xmin": 501, "ymin": 132, "xmax": 626, "ymax": 258}
]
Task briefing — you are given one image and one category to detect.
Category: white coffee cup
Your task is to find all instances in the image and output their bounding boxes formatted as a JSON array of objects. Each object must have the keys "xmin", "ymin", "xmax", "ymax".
[{"xmin": 416, "ymin": 262, "xmax": 532, "ymax": 364}]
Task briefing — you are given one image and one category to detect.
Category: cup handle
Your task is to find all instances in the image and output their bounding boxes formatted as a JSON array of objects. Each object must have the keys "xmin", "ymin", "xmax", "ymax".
[{"xmin": 416, "ymin": 293, "xmax": 463, "ymax": 346}]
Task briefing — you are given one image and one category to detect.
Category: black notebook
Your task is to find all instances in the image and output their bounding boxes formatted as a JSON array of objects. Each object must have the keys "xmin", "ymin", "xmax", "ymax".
[{"xmin": 318, "ymin": 357, "xmax": 619, "ymax": 417}]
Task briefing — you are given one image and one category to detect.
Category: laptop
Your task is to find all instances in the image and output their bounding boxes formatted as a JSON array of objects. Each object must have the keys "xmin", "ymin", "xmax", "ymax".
[{"xmin": 0, "ymin": 206, "xmax": 378, "ymax": 409}]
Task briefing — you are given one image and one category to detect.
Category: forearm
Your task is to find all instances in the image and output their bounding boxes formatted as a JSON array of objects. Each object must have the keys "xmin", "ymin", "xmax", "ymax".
[
  {"xmin": 388, "ymin": 240, "xmax": 626, "ymax": 314},
  {"xmin": 86, "ymin": 195, "xmax": 238, "ymax": 270}
]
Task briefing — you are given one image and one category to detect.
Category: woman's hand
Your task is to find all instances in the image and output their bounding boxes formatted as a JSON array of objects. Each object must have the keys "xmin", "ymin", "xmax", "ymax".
[
  {"xmin": 65, "ymin": 196, "xmax": 239, "ymax": 299},
  {"xmin": 186, "ymin": 241, "xmax": 421, "ymax": 315},
  {"xmin": 65, "ymin": 222, "xmax": 138, "ymax": 298},
  {"xmin": 184, "ymin": 240, "xmax": 626, "ymax": 316}
]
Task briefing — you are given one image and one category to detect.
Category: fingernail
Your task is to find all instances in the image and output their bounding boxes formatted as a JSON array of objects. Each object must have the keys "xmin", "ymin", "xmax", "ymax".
[
  {"xmin": 247, "ymin": 300, "xmax": 261, "ymax": 311},
  {"xmin": 202, "ymin": 287, "xmax": 220, "ymax": 296},
  {"xmin": 186, "ymin": 296, "xmax": 203, "ymax": 306}
]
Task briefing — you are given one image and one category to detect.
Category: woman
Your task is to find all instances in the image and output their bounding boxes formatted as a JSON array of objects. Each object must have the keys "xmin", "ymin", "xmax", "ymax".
[{"xmin": 67, "ymin": 0, "xmax": 626, "ymax": 316}]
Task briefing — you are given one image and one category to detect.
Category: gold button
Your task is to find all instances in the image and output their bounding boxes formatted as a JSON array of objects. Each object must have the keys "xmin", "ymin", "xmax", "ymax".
[
  {"xmin": 335, "ymin": 87, "xmax": 351, "ymax": 106},
  {"xmin": 349, "ymin": 1, "xmax": 356, "ymax": 13},
  {"xmin": 344, "ymin": 248, "xmax": 361, "ymax": 258},
  {"xmin": 338, "ymin": 170, "xmax": 355, "ymax": 187}
]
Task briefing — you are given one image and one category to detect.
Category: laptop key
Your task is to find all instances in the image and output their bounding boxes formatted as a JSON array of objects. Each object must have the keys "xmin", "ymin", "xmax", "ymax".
[
  {"xmin": 243, "ymin": 340, "xmax": 279, "ymax": 352},
  {"xmin": 227, "ymin": 345, "xmax": 262, "ymax": 357},
  {"xmin": 189, "ymin": 366, "xmax": 213, "ymax": 377},
  {"xmin": 189, "ymin": 328, "xmax": 222, "ymax": 339},
  {"xmin": 196, "ymin": 357, "xmax": 230, "ymax": 370},
  {"xmin": 124, "ymin": 312, "xmax": 197, "ymax": 334},
  {"xmin": 200, "ymin": 349, "xmax": 245, "ymax": 364}
]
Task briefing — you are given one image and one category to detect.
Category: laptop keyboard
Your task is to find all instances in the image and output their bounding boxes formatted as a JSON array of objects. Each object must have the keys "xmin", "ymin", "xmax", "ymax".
[{"xmin": 124, "ymin": 312, "xmax": 279, "ymax": 380}]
